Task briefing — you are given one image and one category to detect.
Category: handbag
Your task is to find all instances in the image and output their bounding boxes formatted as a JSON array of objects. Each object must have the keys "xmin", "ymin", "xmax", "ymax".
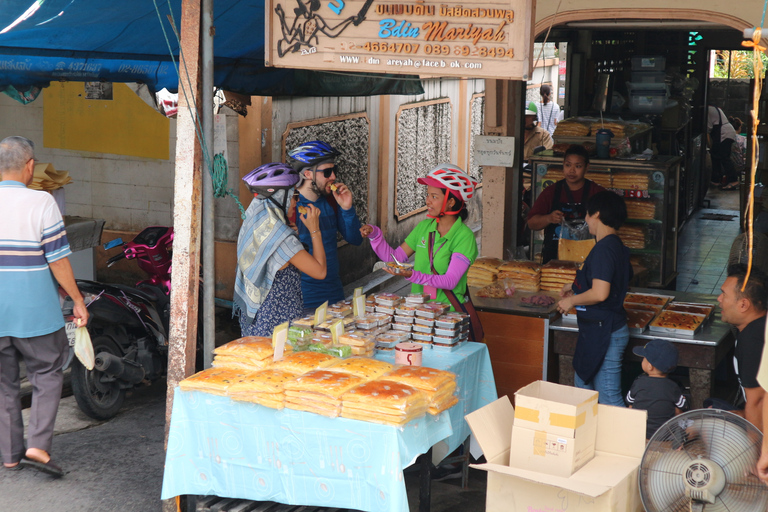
[{"xmin": 428, "ymin": 232, "xmax": 485, "ymax": 342}]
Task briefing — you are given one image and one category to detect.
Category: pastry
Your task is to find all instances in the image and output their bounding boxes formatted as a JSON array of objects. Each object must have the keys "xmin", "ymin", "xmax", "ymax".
[
  {"xmin": 179, "ymin": 367, "xmax": 250, "ymax": 395},
  {"xmin": 624, "ymin": 293, "xmax": 671, "ymax": 306},
  {"xmin": 271, "ymin": 351, "xmax": 338, "ymax": 373},
  {"xmin": 226, "ymin": 368, "xmax": 299, "ymax": 394},
  {"xmin": 284, "ymin": 370, "xmax": 367, "ymax": 399},
  {"xmin": 213, "ymin": 336, "xmax": 274, "ymax": 360},
  {"xmin": 325, "ymin": 356, "xmax": 394, "ymax": 379},
  {"xmin": 651, "ymin": 311, "xmax": 705, "ymax": 331}
]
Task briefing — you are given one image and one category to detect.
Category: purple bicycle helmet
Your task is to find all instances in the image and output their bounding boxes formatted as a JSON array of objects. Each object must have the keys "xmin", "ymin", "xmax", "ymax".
[
  {"xmin": 287, "ymin": 140, "xmax": 340, "ymax": 170},
  {"xmin": 242, "ymin": 162, "xmax": 300, "ymax": 198}
]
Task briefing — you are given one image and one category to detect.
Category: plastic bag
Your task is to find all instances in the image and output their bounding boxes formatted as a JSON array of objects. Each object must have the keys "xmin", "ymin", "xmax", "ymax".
[
  {"xmin": 74, "ymin": 326, "xmax": 95, "ymax": 370},
  {"xmin": 558, "ymin": 219, "xmax": 595, "ymax": 262}
]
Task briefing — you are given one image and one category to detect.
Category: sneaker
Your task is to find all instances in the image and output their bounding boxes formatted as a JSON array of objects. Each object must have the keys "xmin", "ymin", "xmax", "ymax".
[{"xmin": 431, "ymin": 464, "xmax": 463, "ymax": 481}]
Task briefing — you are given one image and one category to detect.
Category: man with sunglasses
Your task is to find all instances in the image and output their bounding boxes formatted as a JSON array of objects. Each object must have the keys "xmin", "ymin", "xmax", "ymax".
[{"xmin": 288, "ymin": 140, "xmax": 362, "ymax": 310}]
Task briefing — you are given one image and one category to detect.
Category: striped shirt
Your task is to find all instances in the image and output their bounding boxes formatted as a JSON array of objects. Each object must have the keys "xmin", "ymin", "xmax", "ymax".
[{"xmin": 0, "ymin": 180, "xmax": 71, "ymax": 337}]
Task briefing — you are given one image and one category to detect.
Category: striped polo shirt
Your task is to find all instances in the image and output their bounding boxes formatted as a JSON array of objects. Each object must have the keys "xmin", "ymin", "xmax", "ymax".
[{"xmin": 0, "ymin": 180, "xmax": 71, "ymax": 337}]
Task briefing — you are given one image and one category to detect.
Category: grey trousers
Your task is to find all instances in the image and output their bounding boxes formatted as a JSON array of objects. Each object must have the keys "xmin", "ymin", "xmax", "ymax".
[{"xmin": 0, "ymin": 329, "xmax": 68, "ymax": 464}]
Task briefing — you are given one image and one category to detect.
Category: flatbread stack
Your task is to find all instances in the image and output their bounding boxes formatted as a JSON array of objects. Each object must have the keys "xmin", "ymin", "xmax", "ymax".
[
  {"xmin": 497, "ymin": 260, "xmax": 541, "ymax": 292},
  {"xmin": 211, "ymin": 336, "xmax": 275, "ymax": 371},
  {"xmin": 540, "ymin": 260, "xmax": 579, "ymax": 291},
  {"xmin": 271, "ymin": 351, "xmax": 338, "ymax": 373},
  {"xmin": 625, "ymin": 199, "xmax": 656, "ymax": 220},
  {"xmin": 325, "ymin": 356, "xmax": 394, "ymax": 379},
  {"xmin": 179, "ymin": 367, "xmax": 250, "ymax": 396},
  {"xmin": 558, "ymin": 238, "xmax": 595, "ymax": 263},
  {"xmin": 467, "ymin": 257, "xmax": 503, "ymax": 287},
  {"xmin": 284, "ymin": 369, "xmax": 366, "ymax": 417},
  {"xmin": 384, "ymin": 366, "xmax": 458, "ymax": 415},
  {"xmin": 554, "ymin": 120, "xmax": 591, "ymax": 137},
  {"xmin": 618, "ymin": 225, "xmax": 646, "ymax": 249},
  {"xmin": 226, "ymin": 368, "xmax": 299, "ymax": 409},
  {"xmin": 589, "ymin": 121, "xmax": 630, "ymax": 139},
  {"xmin": 588, "ymin": 172, "xmax": 612, "ymax": 188},
  {"xmin": 612, "ymin": 172, "xmax": 649, "ymax": 191},
  {"xmin": 341, "ymin": 380, "xmax": 429, "ymax": 426}
]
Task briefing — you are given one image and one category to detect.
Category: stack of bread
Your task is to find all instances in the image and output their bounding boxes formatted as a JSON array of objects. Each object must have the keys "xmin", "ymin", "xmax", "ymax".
[
  {"xmin": 384, "ymin": 366, "xmax": 459, "ymax": 415},
  {"xmin": 341, "ymin": 380, "xmax": 429, "ymax": 426},
  {"xmin": 553, "ymin": 119, "xmax": 591, "ymax": 137},
  {"xmin": 179, "ymin": 367, "xmax": 250, "ymax": 396},
  {"xmin": 325, "ymin": 357, "xmax": 393, "ymax": 380},
  {"xmin": 612, "ymin": 172, "xmax": 649, "ymax": 191},
  {"xmin": 211, "ymin": 337, "xmax": 276, "ymax": 371},
  {"xmin": 625, "ymin": 199, "xmax": 656, "ymax": 220},
  {"xmin": 284, "ymin": 369, "xmax": 366, "ymax": 417},
  {"xmin": 618, "ymin": 225, "xmax": 646, "ymax": 249},
  {"xmin": 497, "ymin": 260, "xmax": 541, "ymax": 291},
  {"xmin": 271, "ymin": 351, "xmax": 338, "ymax": 373},
  {"xmin": 226, "ymin": 368, "xmax": 299, "ymax": 409},
  {"xmin": 540, "ymin": 260, "xmax": 579, "ymax": 291},
  {"xmin": 467, "ymin": 257, "xmax": 503, "ymax": 287}
]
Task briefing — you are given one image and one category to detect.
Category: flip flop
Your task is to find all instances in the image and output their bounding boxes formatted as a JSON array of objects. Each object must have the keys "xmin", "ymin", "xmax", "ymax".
[
  {"xmin": 20, "ymin": 457, "xmax": 64, "ymax": 478},
  {"xmin": 3, "ymin": 463, "xmax": 22, "ymax": 471}
]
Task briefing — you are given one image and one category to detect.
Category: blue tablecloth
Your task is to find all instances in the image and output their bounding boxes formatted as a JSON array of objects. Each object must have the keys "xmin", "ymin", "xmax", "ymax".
[{"xmin": 161, "ymin": 342, "xmax": 496, "ymax": 512}]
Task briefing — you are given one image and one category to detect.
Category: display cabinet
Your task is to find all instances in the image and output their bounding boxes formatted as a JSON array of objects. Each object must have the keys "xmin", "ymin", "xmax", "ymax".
[{"xmin": 528, "ymin": 154, "xmax": 681, "ymax": 288}]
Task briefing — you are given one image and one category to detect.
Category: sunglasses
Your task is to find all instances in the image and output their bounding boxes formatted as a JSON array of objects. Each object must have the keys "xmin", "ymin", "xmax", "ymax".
[{"xmin": 316, "ymin": 165, "xmax": 338, "ymax": 179}]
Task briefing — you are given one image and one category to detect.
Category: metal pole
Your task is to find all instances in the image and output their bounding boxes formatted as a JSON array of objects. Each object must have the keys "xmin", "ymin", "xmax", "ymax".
[{"xmin": 202, "ymin": 0, "xmax": 215, "ymax": 368}]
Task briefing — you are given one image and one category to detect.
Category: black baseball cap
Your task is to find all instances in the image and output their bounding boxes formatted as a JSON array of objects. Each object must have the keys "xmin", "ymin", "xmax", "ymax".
[{"xmin": 633, "ymin": 339, "xmax": 678, "ymax": 373}]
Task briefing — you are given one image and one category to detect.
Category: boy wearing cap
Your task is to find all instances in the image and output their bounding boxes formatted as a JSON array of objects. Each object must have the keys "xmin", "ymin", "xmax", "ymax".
[{"xmin": 626, "ymin": 339, "xmax": 689, "ymax": 439}]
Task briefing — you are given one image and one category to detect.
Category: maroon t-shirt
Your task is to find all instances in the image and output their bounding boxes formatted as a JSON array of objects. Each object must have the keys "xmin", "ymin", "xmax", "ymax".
[{"xmin": 529, "ymin": 180, "xmax": 606, "ymax": 217}]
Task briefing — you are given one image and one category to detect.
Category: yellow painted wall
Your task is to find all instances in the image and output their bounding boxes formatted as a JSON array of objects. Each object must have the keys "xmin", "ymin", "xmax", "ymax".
[{"xmin": 43, "ymin": 82, "xmax": 170, "ymax": 160}]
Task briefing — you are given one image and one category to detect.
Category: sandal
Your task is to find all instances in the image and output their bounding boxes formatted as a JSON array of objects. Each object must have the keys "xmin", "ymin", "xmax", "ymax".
[{"xmin": 719, "ymin": 182, "xmax": 739, "ymax": 191}]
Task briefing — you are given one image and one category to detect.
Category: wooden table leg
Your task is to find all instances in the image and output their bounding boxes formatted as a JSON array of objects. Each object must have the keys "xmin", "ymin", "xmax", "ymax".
[{"xmin": 688, "ymin": 368, "xmax": 712, "ymax": 409}]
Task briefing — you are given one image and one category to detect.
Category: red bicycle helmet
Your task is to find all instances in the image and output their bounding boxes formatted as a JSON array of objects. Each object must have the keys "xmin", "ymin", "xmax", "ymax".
[{"xmin": 418, "ymin": 164, "xmax": 478, "ymax": 220}]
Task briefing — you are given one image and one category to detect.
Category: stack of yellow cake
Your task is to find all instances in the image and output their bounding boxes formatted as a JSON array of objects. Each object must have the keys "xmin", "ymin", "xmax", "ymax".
[
  {"xmin": 325, "ymin": 357, "xmax": 393, "ymax": 379},
  {"xmin": 284, "ymin": 369, "xmax": 366, "ymax": 417},
  {"xmin": 467, "ymin": 257, "xmax": 503, "ymax": 287},
  {"xmin": 271, "ymin": 351, "xmax": 338, "ymax": 373},
  {"xmin": 179, "ymin": 367, "xmax": 250, "ymax": 396},
  {"xmin": 226, "ymin": 368, "xmax": 299, "ymax": 409},
  {"xmin": 497, "ymin": 260, "xmax": 541, "ymax": 291},
  {"xmin": 625, "ymin": 199, "xmax": 656, "ymax": 220},
  {"xmin": 618, "ymin": 225, "xmax": 646, "ymax": 249},
  {"xmin": 540, "ymin": 260, "xmax": 580, "ymax": 291},
  {"xmin": 211, "ymin": 336, "xmax": 276, "ymax": 371},
  {"xmin": 341, "ymin": 380, "xmax": 429, "ymax": 426},
  {"xmin": 384, "ymin": 366, "xmax": 458, "ymax": 415}
]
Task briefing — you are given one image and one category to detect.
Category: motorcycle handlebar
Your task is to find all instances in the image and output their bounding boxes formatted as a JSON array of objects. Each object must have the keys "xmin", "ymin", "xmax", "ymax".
[{"xmin": 106, "ymin": 252, "xmax": 127, "ymax": 267}]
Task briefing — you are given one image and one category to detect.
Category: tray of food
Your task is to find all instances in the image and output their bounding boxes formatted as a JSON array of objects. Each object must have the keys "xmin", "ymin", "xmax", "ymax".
[
  {"xmin": 649, "ymin": 310, "xmax": 706, "ymax": 337},
  {"xmin": 622, "ymin": 302, "xmax": 664, "ymax": 318},
  {"xmin": 624, "ymin": 292, "xmax": 674, "ymax": 307},
  {"xmin": 626, "ymin": 308, "xmax": 657, "ymax": 334},
  {"xmin": 663, "ymin": 302, "xmax": 716, "ymax": 321}
]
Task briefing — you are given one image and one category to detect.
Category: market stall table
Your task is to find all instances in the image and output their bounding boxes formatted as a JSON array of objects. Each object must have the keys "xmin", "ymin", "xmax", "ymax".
[
  {"xmin": 549, "ymin": 289, "xmax": 734, "ymax": 408},
  {"xmin": 161, "ymin": 342, "xmax": 496, "ymax": 512}
]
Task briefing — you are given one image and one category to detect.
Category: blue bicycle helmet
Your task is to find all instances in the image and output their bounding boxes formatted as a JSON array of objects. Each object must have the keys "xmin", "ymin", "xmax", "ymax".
[
  {"xmin": 242, "ymin": 162, "xmax": 300, "ymax": 198},
  {"xmin": 287, "ymin": 140, "xmax": 340, "ymax": 170}
]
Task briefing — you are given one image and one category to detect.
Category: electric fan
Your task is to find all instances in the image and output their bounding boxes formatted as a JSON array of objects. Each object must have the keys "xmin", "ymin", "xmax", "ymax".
[{"xmin": 639, "ymin": 409, "xmax": 768, "ymax": 512}]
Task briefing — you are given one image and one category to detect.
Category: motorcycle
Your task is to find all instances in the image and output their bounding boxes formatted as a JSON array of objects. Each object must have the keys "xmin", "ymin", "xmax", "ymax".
[{"xmin": 60, "ymin": 226, "xmax": 201, "ymax": 420}]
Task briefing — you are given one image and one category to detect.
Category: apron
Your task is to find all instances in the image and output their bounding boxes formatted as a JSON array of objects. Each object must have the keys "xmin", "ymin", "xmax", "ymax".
[{"xmin": 542, "ymin": 179, "xmax": 593, "ymax": 264}]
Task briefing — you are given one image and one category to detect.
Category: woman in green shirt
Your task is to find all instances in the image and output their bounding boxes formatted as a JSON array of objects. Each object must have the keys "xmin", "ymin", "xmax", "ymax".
[{"xmin": 360, "ymin": 164, "xmax": 482, "ymax": 339}]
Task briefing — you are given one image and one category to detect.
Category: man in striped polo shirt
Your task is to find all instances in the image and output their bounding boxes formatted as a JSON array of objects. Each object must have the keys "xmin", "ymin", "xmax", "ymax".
[{"xmin": 0, "ymin": 136, "xmax": 88, "ymax": 477}]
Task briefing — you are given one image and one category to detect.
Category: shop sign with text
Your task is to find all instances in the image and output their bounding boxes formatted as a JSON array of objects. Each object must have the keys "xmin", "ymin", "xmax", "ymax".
[{"xmin": 265, "ymin": 0, "xmax": 535, "ymax": 80}]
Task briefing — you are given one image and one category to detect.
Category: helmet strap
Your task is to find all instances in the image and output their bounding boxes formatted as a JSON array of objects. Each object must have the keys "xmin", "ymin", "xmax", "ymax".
[{"xmin": 427, "ymin": 190, "xmax": 460, "ymax": 223}]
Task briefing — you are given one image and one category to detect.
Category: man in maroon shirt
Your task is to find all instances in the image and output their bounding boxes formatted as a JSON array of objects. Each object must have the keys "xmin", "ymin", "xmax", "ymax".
[{"xmin": 527, "ymin": 145, "xmax": 605, "ymax": 263}]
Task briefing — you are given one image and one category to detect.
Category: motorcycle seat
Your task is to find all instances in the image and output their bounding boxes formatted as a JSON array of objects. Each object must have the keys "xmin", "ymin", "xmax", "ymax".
[{"xmin": 110, "ymin": 284, "xmax": 160, "ymax": 303}]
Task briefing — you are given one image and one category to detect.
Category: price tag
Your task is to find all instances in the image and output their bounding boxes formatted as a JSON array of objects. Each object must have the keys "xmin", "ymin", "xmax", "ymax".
[
  {"xmin": 353, "ymin": 294, "xmax": 365, "ymax": 318},
  {"xmin": 314, "ymin": 301, "xmax": 328, "ymax": 327},
  {"xmin": 354, "ymin": 287, "xmax": 363, "ymax": 297},
  {"xmin": 330, "ymin": 318, "xmax": 344, "ymax": 344},
  {"xmin": 272, "ymin": 321, "xmax": 289, "ymax": 361}
]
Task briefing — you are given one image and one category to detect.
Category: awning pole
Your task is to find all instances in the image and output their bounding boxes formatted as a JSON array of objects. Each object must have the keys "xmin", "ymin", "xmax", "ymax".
[{"xmin": 202, "ymin": 0, "xmax": 215, "ymax": 368}]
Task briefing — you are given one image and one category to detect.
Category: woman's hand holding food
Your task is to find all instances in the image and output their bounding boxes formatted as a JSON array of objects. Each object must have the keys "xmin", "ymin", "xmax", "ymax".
[
  {"xmin": 382, "ymin": 264, "xmax": 413, "ymax": 278},
  {"xmin": 360, "ymin": 224, "xmax": 374, "ymax": 238},
  {"xmin": 299, "ymin": 204, "xmax": 321, "ymax": 234}
]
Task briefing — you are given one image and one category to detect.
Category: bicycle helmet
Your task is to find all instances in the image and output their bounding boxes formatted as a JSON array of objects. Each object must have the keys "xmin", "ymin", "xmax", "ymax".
[
  {"xmin": 417, "ymin": 164, "xmax": 478, "ymax": 221},
  {"xmin": 242, "ymin": 162, "xmax": 300, "ymax": 197},
  {"xmin": 287, "ymin": 140, "xmax": 341, "ymax": 170}
]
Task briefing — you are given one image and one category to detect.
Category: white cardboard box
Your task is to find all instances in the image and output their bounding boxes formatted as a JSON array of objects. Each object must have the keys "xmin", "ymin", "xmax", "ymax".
[
  {"xmin": 466, "ymin": 395, "xmax": 647, "ymax": 512},
  {"xmin": 511, "ymin": 381, "xmax": 600, "ymax": 477}
]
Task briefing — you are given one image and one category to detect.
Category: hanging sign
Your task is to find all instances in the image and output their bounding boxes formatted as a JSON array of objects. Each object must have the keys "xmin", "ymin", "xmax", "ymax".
[{"xmin": 265, "ymin": 0, "xmax": 535, "ymax": 80}]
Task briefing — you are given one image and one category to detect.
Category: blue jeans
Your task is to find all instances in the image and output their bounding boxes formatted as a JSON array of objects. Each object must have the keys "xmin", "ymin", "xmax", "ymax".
[{"xmin": 574, "ymin": 324, "xmax": 629, "ymax": 407}]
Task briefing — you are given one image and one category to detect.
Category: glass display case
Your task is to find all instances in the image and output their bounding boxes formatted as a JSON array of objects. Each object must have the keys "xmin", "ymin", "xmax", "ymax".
[{"xmin": 528, "ymin": 154, "xmax": 681, "ymax": 288}]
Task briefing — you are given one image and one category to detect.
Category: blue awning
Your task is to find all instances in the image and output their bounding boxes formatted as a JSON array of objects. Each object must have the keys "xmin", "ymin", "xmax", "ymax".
[{"xmin": 0, "ymin": 0, "xmax": 422, "ymax": 96}]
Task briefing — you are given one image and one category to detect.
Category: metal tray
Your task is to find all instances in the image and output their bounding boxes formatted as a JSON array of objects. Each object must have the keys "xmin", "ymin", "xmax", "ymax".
[
  {"xmin": 648, "ymin": 311, "xmax": 706, "ymax": 337},
  {"xmin": 624, "ymin": 292, "xmax": 675, "ymax": 307}
]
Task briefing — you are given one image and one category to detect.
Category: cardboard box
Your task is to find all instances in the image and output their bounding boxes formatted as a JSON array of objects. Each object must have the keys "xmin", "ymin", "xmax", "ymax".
[
  {"xmin": 509, "ymin": 420, "xmax": 597, "ymax": 477},
  {"xmin": 466, "ymin": 396, "xmax": 646, "ymax": 512}
]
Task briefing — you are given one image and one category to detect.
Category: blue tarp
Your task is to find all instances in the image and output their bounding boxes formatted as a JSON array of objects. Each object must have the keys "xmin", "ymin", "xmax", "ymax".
[{"xmin": 0, "ymin": 0, "xmax": 422, "ymax": 96}]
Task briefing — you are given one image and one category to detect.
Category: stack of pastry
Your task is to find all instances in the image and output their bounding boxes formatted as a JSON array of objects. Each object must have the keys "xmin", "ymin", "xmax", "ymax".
[
  {"xmin": 612, "ymin": 173, "xmax": 649, "ymax": 191},
  {"xmin": 497, "ymin": 260, "xmax": 541, "ymax": 291},
  {"xmin": 540, "ymin": 260, "xmax": 579, "ymax": 291},
  {"xmin": 338, "ymin": 332, "xmax": 376, "ymax": 357},
  {"xmin": 226, "ymin": 368, "xmax": 299, "ymax": 409},
  {"xmin": 618, "ymin": 225, "xmax": 646, "ymax": 249},
  {"xmin": 588, "ymin": 172, "xmax": 612, "ymax": 189},
  {"xmin": 341, "ymin": 380, "xmax": 429, "ymax": 426},
  {"xmin": 384, "ymin": 366, "xmax": 458, "ymax": 415},
  {"xmin": 211, "ymin": 336, "xmax": 276, "ymax": 371},
  {"xmin": 625, "ymin": 199, "xmax": 656, "ymax": 220},
  {"xmin": 589, "ymin": 121, "xmax": 630, "ymax": 139},
  {"xmin": 467, "ymin": 257, "xmax": 503, "ymax": 287},
  {"xmin": 554, "ymin": 119, "xmax": 591, "ymax": 137},
  {"xmin": 284, "ymin": 369, "xmax": 366, "ymax": 417},
  {"xmin": 325, "ymin": 356, "xmax": 393, "ymax": 379},
  {"xmin": 179, "ymin": 367, "xmax": 250, "ymax": 396},
  {"xmin": 271, "ymin": 351, "xmax": 338, "ymax": 373}
]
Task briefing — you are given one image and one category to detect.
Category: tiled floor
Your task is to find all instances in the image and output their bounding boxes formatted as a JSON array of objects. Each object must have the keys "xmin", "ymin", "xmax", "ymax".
[{"xmin": 675, "ymin": 208, "xmax": 741, "ymax": 294}]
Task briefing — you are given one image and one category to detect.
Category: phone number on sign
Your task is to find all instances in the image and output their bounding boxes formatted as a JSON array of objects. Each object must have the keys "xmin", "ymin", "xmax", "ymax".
[{"xmin": 341, "ymin": 41, "xmax": 514, "ymax": 58}]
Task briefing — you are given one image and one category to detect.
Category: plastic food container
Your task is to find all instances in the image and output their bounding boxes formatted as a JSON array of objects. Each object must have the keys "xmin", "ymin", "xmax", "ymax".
[
  {"xmin": 392, "ymin": 322, "xmax": 413, "ymax": 332},
  {"xmin": 375, "ymin": 306, "xmax": 395, "ymax": 316},
  {"xmin": 415, "ymin": 307, "xmax": 437, "ymax": 319},
  {"xmin": 414, "ymin": 317, "xmax": 435, "ymax": 327},
  {"xmin": 356, "ymin": 317, "xmax": 378, "ymax": 329},
  {"xmin": 368, "ymin": 313, "xmax": 392, "ymax": 326},
  {"xmin": 412, "ymin": 324, "xmax": 434, "ymax": 334},
  {"xmin": 405, "ymin": 293, "xmax": 428, "ymax": 304},
  {"xmin": 394, "ymin": 306, "xmax": 417, "ymax": 316},
  {"xmin": 393, "ymin": 315, "xmax": 414, "ymax": 324},
  {"xmin": 434, "ymin": 317, "xmax": 460, "ymax": 329},
  {"xmin": 432, "ymin": 334, "xmax": 459, "ymax": 345},
  {"xmin": 434, "ymin": 327, "xmax": 459, "ymax": 337},
  {"xmin": 432, "ymin": 341, "xmax": 463, "ymax": 352}
]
